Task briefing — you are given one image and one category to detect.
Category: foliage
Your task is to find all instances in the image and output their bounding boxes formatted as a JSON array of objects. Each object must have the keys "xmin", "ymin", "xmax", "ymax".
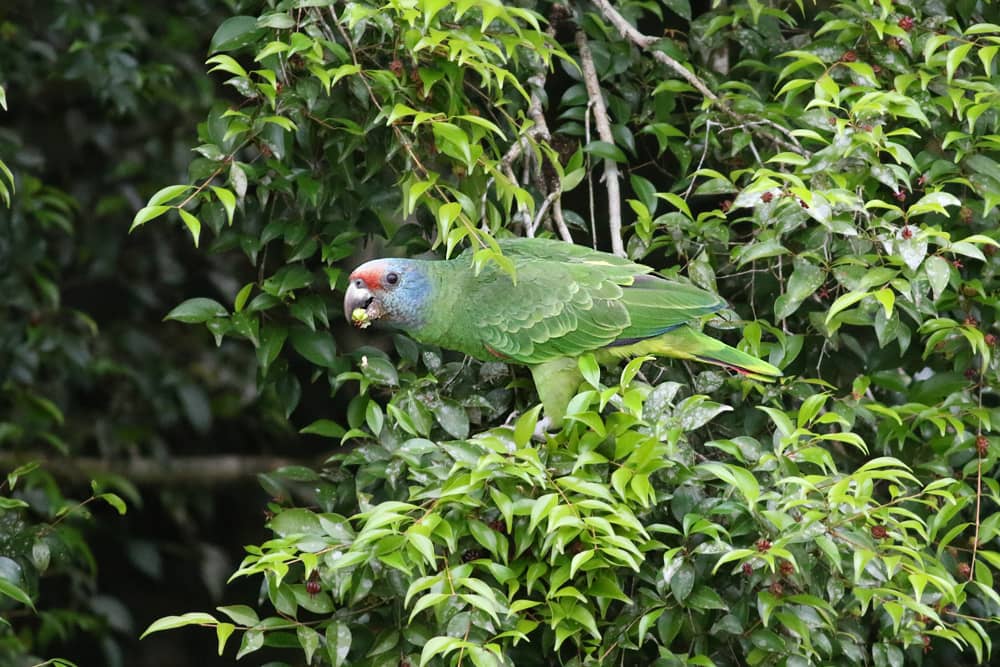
[
  {"xmin": 0, "ymin": 2, "xmax": 288, "ymax": 664},
  {"xmin": 120, "ymin": 0, "xmax": 1000, "ymax": 664}
]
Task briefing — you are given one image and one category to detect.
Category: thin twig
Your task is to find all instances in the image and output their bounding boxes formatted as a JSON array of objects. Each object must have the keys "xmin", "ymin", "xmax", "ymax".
[
  {"xmin": 684, "ymin": 120, "xmax": 716, "ymax": 200},
  {"xmin": 970, "ymin": 373, "xmax": 986, "ymax": 580},
  {"xmin": 589, "ymin": 0, "xmax": 807, "ymax": 157},
  {"xmin": 550, "ymin": 197, "xmax": 573, "ymax": 242},
  {"xmin": 584, "ymin": 98, "xmax": 597, "ymax": 249},
  {"xmin": 576, "ymin": 29, "xmax": 625, "ymax": 256},
  {"xmin": 527, "ymin": 190, "xmax": 560, "ymax": 237}
]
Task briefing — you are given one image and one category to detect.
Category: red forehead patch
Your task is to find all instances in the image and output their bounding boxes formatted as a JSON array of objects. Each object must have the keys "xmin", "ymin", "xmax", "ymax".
[{"xmin": 350, "ymin": 263, "xmax": 383, "ymax": 290}]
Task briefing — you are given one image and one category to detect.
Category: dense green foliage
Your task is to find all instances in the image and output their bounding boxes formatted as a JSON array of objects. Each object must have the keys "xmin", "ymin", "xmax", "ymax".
[
  {"xmin": 0, "ymin": 3, "xmax": 292, "ymax": 665},
  {"xmin": 6, "ymin": 0, "xmax": 1000, "ymax": 665}
]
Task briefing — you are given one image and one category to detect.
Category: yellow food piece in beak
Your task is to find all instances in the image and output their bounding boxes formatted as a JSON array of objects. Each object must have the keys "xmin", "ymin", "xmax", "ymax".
[{"xmin": 351, "ymin": 307, "xmax": 371, "ymax": 328}]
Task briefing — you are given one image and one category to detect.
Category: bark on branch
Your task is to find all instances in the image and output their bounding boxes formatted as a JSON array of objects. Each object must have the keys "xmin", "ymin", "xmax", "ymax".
[
  {"xmin": 575, "ymin": 29, "xmax": 626, "ymax": 257},
  {"xmin": 589, "ymin": 0, "xmax": 807, "ymax": 157}
]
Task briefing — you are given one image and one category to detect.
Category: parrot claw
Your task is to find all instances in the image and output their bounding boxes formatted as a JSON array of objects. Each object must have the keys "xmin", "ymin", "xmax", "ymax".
[
  {"xmin": 502, "ymin": 411, "xmax": 555, "ymax": 441},
  {"xmin": 532, "ymin": 416, "xmax": 555, "ymax": 441}
]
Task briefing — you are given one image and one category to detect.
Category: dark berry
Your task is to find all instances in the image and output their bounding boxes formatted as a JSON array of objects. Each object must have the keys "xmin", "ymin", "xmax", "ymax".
[
  {"xmin": 462, "ymin": 549, "xmax": 484, "ymax": 562},
  {"xmin": 841, "ymin": 50, "xmax": 857, "ymax": 62},
  {"xmin": 306, "ymin": 571, "xmax": 321, "ymax": 596},
  {"xmin": 871, "ymin": 525, "xmax": 888, "ymax": 539},
  {"xmin": 898, "ymin": 16, "xmax": 914, "ymax": 31},
  {"xmin": 761, "ymin": 192, "xmax": 774, "ymax": 203},
  {"xmin": 769, "ymin": 581, "xmax": 784, "ymax": 595},
  {"xmin": 900, "ymin": 225, "xmax": 913, "ymax": 239}
]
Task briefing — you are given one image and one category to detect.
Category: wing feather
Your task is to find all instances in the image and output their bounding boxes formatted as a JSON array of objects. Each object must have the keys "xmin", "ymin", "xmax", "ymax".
[{"xmin": 458, "ymin": 239, "xmax": 725, "ymax": 364}]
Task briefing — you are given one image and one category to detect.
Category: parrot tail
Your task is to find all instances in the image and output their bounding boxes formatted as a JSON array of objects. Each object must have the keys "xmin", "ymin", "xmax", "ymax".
[
  {"xmin": 668, "ymin": 327, "xmax": 782, "ymax": 381},
  {"xmin": 604, "ymin": 326, "xmax": 783, "ymax": 381}
]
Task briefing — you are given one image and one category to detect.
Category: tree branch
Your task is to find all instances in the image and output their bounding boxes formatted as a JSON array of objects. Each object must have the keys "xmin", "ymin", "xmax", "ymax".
[
  {"xmin": 588, "ymin": 0, "xmax": 807, "ymax": 157},
  {"xmin": 575, "ymin": 29, "xmax": 625, "ymax": 257},
  {"xmin": 1, "ymin": 453, "xmax": 309, "ymax": 486}
]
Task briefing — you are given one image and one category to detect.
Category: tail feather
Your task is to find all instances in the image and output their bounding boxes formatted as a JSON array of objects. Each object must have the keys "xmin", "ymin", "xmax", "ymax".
[{"xmin": 603, "ymin": 326, "xmax": 782, "ymax": 381}]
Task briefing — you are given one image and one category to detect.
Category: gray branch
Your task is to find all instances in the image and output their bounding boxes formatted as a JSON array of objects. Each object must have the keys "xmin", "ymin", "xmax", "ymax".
[
  {"xmin": 589, "ymin": 0, "xmax": 807, "ymax": 157},
  {"xmin": 575, "ymin": 29, "xmax": 625, "ymax": 257}
]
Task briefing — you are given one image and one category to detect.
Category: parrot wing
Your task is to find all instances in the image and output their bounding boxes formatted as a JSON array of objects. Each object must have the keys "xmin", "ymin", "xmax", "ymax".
[{"xmin": 468, "ymin": 239, "xmax": 725, "ymax": 364}]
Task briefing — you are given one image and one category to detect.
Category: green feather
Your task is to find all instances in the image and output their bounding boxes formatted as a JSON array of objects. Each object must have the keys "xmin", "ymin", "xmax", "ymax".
[{"xmin": 367, "ymin": 238, "xmax": 782, "ymax": 428}]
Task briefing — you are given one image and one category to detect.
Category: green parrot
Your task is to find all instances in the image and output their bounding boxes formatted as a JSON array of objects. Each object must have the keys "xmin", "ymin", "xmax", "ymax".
[{"xmin": 344, "ymin": 238, "xmax": 781, "ymax": 428}]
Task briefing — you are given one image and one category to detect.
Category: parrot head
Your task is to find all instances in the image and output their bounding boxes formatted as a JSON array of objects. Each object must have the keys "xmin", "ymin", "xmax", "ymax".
[{"xmin": 344, "ymin": 258, "xmax": 429, "ymax": 330}]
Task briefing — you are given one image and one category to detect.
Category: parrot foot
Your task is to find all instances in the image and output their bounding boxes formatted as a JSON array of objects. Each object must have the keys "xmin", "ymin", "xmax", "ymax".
[
  {"xmin": 502, "ymin": 411, "xmax": 555, "ymax": 441},
  {"xmin": 531, "ymin": 416, "xmax": 555, "ymax": 441}
]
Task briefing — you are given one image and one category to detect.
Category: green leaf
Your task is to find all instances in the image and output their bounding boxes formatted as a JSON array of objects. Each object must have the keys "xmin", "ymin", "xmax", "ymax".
[
  {"xmin": 211, "ymin": 186, "xmax": 236, "ymax": 226},
  {"xmin": 514, "ymin": 405, "xmax": 543, "ymax": 447},
  {"xmin": 946, "ymin": 42, "xmax": 973, "ymax": 82},
  {"xmin": 924, "ymin": 255, "xmax": 952, "ymax": 299},
  {"xmin": 177, "ymin": 208, "xmax": 202, "ymax": 247},
  {"xmin": 206, "ymin": 54, "xmax": 249, "ymax": 78},
  {"xmin": 0, "ymin": 579, "xmax": 35, "ymax": 612},
  {"xmin": 210, "ymin": 16, "xmax": 263, "ymax": 53},
  {"xmin": 433, "ymin": 399, "xmax": 469, "ymax": 439},
  {"xmin": 130, "ymin": 205, "xmax": 172, "ymax": 232},
  {"xmin": 148, "ymin": 184, "xmax": 193, "ymax": 206},
  {"xmin": 670, "ymin": 562, "xmax": 696, "ymax": 602},
  {"xmin": 663, "ymin": 0, "xmax": 692, "ymax": 20},
  {"xmin": 216, "ymin": 605, "xmax": 258, "ymax": 626},
  {"xmin": 215, "ymin": 623, "xmax": 235, "ymax": 656},
  {"xmin": 289, "ymin": 328, "xmax": 337, "ymax": 367},
  {"xmin": 774, "ymin": 259, "xmax": 825, "ymax": 320},
  {"xmin": 825, "ymin": 290, "xmax": 870, "ymax": 325},
  {"xmin": 420, "ymin": 636, "xmax": 463, "ymax": 667},
  {"xmin": 300, "ymin": 419, "xmax": 346, "ymax": 439},
  {"xmin": 165, "ymin": 298, "xmax": 228, "ymax": 323},
  {"xmin": 578, "ymin": 353, "xmax": 600, "ymax": 388},
  {"xmin": 269, "ymin": 508, "xmax": 322, "ymax": 537},
  {"xmin": 263, "ymin": 265, "xmax": 313, "ymax": 297},
  {"xmin": 97, "ymin": 493, "xmax": 127, "ymax": 515},
  {"xmin": 326, "ymin": 621, "xmax": 352, "ymax": 667},
  {"xmin": 737, "ymin": 238, "xmax": 788, "ymax": 267},
  {"xmin": 235, "ymin": 628, "xmax": 264, "ymax": 659},
  {"xmin": 141, "ymin": 612, "xmax": 218, "ymax": 639},
  {"xmin": 583, "ymin": 140, "xmax": 626, "ymax": 163},
  {"xmin": 698, "ymin": 462, "xmax": 760, "ymax": 505},
  {"xmin": 907, "ymin": 191, "xmax": 961, "ymax": 217},
  {"xmin": 297, "ymin": 625, "xmax": 321, "ymax": 664},
  {"xmin": 528, "ymin": 494, "xmax": 558, "ymax": 534}
]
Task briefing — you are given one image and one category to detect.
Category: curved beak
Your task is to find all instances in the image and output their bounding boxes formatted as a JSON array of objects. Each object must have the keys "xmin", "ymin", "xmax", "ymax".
[{"xmin": 344, "ymin": 280, "xmax": 377, "ymax": 328}]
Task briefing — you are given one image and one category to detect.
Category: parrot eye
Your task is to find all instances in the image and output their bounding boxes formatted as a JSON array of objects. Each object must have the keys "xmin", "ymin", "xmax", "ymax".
[{"xmin": 385, "ymin": 272, "xmax": 399, "ymax": 286}]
